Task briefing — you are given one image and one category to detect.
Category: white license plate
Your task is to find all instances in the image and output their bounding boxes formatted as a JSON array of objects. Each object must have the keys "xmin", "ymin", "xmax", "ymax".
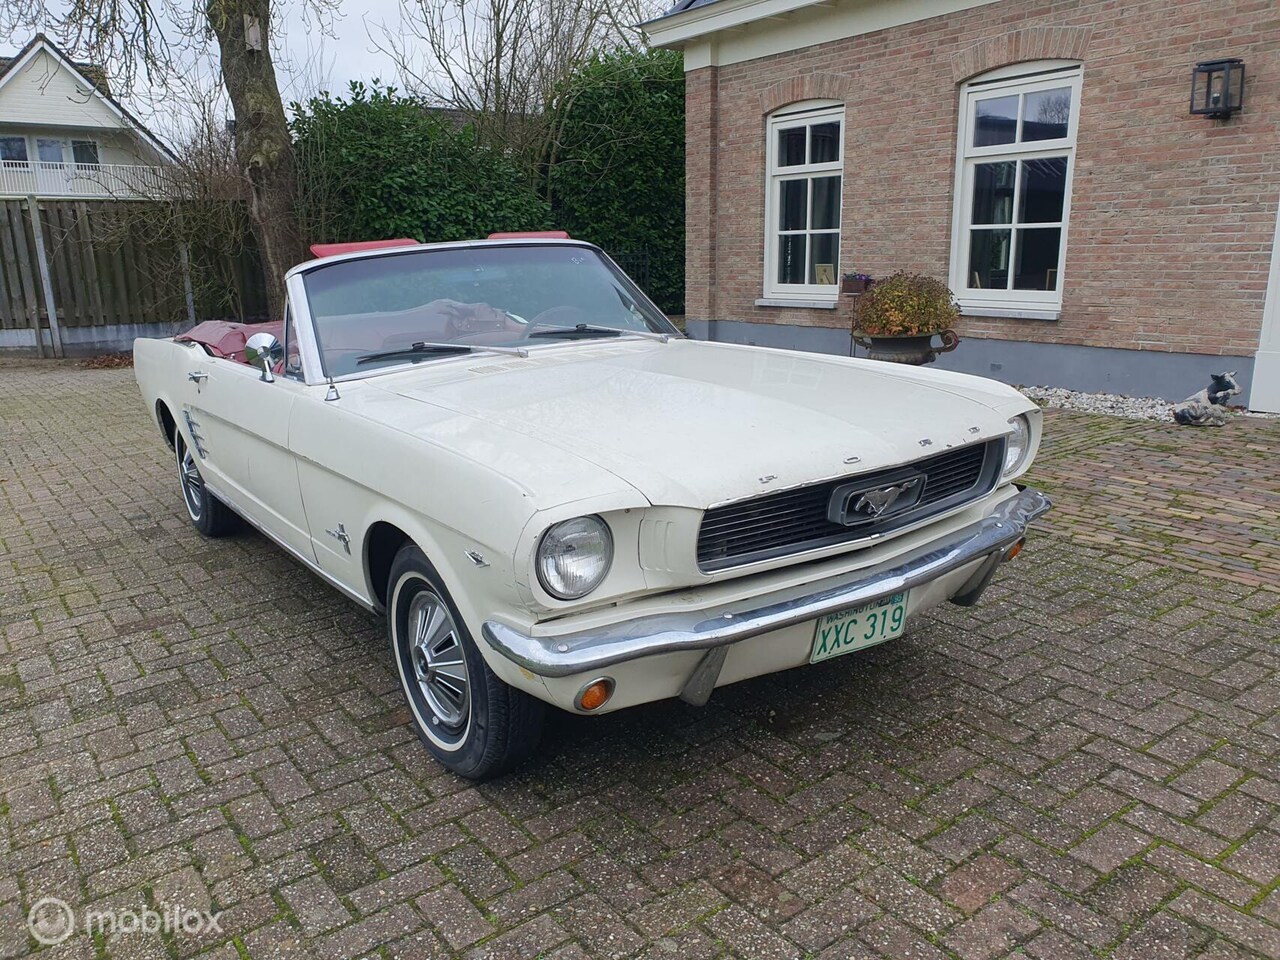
[{"xmin": 810, "ymin": 591, "xmax": 909, "ymax": 663}]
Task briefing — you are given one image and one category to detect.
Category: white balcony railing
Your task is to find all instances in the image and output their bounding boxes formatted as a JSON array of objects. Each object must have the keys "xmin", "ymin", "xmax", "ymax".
[{"xmin": 0, "ymin": 160, "xmax": 169, "ymax": 199}]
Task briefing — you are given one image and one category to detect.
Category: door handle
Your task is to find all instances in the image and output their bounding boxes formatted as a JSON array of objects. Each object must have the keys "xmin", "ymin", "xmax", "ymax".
[{"xmin": 188, "ymin": 371, "xmax": 208, "ymax": 383}]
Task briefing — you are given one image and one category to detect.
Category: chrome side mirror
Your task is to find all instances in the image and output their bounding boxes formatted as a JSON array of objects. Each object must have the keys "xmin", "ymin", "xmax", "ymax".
[{"xmin": 244, "ymin": 332, "xmax": 283, "ymax": 383}]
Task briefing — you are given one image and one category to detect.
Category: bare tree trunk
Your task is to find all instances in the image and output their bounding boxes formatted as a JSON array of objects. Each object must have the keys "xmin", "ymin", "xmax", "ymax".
[{"xmin": 207, "ymin": 0, "xmax": 303, "ymax": 321}]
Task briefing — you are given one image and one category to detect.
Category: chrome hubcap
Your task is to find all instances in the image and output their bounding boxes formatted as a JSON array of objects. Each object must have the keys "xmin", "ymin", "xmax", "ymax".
[
  {"xmin": 179, "ymin": 442, "xmax": 203, "ymax": 520},
  {"xmin": 407, "ymin": 590, "xmax": 469, "ymax": 729}
]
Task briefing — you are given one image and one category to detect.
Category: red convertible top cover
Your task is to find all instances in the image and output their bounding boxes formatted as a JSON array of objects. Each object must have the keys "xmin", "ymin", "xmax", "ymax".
[
  {"xmin": 176, "ymin": 320, "xmax": 285, "ymax": 363},
  {"xmin": 309, "ymin": 238, "xmax": 419, "ymax": 258},
  {"xmin": 486, "ymin": 231, "xmax": 570, "ymax": 240}
]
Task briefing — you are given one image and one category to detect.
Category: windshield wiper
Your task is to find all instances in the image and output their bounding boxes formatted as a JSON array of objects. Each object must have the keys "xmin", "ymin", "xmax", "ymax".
[
  {"xmin": 528, "ymin": 323, "xmax": 672, "ymax": 342},
  {"xmin": 356, "ymin": 341, "xmax": 528, "ymax": 365},
  {"xmin": 527, "ymin": 324, "xmax": 621, "ymax": 340}
]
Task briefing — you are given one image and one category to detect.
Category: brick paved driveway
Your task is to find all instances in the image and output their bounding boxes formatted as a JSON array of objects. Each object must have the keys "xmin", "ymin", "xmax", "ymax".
[{"xmin": 1, "ymin": 360, "xmax": 1277, "ymax": 960}]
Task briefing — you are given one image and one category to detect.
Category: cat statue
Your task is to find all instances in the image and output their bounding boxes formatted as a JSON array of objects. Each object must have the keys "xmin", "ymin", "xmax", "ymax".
[{"xmin": 1172, "ymin": 372, "xmax": 1241, "ymax": 427}]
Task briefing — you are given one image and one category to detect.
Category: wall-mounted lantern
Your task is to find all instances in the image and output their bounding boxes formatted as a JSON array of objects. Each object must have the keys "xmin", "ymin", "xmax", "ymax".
[{"xmin": 1190, "ymin": 59, "xmax": 1244, "ymax": 118}]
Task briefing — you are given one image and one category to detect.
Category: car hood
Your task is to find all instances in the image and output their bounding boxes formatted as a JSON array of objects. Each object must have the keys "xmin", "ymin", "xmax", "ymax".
[{"xmin": 369, "ymin": 339, "xmax": 1033, "ymax": 508}]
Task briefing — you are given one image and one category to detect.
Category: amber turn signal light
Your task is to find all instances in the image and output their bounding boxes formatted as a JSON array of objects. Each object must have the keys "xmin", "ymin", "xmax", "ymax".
[
  {"xmin": 1003, "ymin": 538, "xmax": 1026, "ymax": 562},
  {"xmin": 576, "ymin": 677, "xmax": 615, "ymax": 712}
]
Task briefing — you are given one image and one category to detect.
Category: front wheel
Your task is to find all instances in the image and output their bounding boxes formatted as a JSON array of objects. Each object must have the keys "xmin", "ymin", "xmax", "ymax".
[
  {"xmin": 175, "ymin": 434, "xmax": 238, "ymax": 537},
  {"xmin": 388, "ymin": 545, "xmax": 544, "ymax": 779}
]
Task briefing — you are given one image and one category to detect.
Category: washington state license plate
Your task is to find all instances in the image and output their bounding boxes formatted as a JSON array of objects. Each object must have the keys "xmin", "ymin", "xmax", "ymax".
[{"xmin": 810, "ymin": 591, "xmax": 909, "ymax": 664}]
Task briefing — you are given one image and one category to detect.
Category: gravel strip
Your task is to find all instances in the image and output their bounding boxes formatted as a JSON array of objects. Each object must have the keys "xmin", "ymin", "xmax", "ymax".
[
  {"xmin": 1018, "ymin": 385, "xmax": 1277, "ymax": 422},
  {"xmin": 1019, "ymin": 385, "xmax": 1175, "ymax": 421}
]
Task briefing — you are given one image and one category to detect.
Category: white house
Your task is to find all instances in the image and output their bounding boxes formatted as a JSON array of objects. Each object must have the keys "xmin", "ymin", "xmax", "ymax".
[{"xmin": 0, "ymin": 34, "xmax": 173, "ymax": 200}]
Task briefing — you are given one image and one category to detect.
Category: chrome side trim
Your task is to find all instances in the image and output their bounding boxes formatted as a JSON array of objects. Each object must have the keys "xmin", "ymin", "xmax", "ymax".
[
  {"xmin": 203, "ymin": 479, "xmax": 376, "ymax": 612},
  {"xmin": 482, "ymin": 487, "xmax": 1051, "ymax": 678},
  {"xmin": 181, "ymin": 410, "xmax": 207, "ymax": 459}
]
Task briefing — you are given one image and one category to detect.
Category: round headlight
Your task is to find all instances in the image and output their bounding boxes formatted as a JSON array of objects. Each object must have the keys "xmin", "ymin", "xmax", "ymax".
[
  {"xmin": 1003, "ymin": 414, "xmax": 1031, "ymax": 477},
  {"xmin": 536, "ymin": 516, "xmax": 613, "ymax": 600}
]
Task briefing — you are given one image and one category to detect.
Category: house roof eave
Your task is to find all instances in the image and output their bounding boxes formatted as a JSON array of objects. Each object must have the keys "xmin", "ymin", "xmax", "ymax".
[
  {"xmin": 0, "ymin": 34, "xmax": 177, "ymax": 162},
  {"xmin": 642, "ymin": 0, "xmax": 826, "ymax": 48}
]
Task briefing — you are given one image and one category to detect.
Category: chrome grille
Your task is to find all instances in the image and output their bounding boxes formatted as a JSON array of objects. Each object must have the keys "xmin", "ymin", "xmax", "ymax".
[{"xmin": 696, "ymin": 439, "xmax": 1005, "ymax": 570}]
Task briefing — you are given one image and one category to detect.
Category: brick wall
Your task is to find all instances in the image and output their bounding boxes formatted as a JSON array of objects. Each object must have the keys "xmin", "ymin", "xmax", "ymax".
[{"xmin": 686, "ymin": 0, "xmax": 1280, "ymax": 358}]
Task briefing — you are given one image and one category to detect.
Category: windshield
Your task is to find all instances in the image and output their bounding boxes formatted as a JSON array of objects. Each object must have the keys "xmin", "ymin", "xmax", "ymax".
[{"xmin": 300, "ymin": 244, "xmax": 678, "ymax": 377}]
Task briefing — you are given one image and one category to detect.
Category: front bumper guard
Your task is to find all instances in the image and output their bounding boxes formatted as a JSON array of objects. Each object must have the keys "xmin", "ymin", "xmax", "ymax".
[{"xmin": 482, "ymin": 487, "xmax": 1052, "ymax": 693}]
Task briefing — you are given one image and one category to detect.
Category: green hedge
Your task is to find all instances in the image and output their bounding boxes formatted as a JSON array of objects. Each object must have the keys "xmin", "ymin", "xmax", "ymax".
[
  {"xmin": 548, "ymin": 50, "xmax": 685, "ymax": 315},
  {"xmin": 291, "ymin": 83, "xmax": 550, "ymax": 245},
  {"xmin": 290, "ymin": 53, "xmax": 686, "ymax": 315}
]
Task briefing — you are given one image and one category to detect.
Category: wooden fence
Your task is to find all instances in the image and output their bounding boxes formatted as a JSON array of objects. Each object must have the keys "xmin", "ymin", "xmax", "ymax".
[{"xmin": 0, "ymin": 197, "xmax": 268, "ymax": 357}]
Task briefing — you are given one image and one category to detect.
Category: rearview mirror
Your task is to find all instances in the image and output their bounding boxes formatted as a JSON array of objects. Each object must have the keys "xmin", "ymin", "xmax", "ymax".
[{"xmin": 244, "ymin": 332, "xmax": 282, "ymax": 383}]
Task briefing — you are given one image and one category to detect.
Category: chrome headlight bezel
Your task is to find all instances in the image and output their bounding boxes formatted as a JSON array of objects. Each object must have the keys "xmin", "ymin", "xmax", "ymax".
[
  {"xmin": 1002, "ymin": 414, "xmax": 1032, "ymax": 478},
  {"xmin": 535, "ymin": 515, "xmax": 614, "ymax": 600}
]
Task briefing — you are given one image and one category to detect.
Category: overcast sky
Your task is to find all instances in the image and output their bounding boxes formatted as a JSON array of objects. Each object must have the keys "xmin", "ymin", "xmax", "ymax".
[{"xmin": 270, "ymin": 0, "xmax": 407, "ymax": 102}]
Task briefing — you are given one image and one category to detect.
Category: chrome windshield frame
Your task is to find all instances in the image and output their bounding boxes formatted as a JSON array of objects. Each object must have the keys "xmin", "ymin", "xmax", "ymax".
[{"xmin": 284, "ymin": 239, "xmax": 682, "ymax": 387}]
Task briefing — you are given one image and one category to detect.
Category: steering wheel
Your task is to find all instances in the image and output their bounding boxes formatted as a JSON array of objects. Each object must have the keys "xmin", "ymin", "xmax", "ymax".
[{"xmin": 517, "ymin": 306, "xmax": 590, "ymax": 340}]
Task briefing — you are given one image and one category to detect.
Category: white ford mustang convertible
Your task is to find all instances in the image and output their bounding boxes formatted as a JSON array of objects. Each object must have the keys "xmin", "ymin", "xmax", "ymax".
[{"xmin": 135, "ymin": 236, "xmax": 1051, "ymax": 778}]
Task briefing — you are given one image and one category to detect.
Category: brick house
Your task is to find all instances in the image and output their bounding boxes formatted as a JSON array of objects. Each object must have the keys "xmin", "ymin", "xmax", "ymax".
[{"xmin": 646, "ymin": 0, "xmax": 1280, "ymax": 412}]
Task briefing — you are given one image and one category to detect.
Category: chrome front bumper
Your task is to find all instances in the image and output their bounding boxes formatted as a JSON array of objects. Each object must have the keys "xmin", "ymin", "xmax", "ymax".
[{"xmin": 482, "ymin": 487, "xmax": 1051, "ymax": 682}]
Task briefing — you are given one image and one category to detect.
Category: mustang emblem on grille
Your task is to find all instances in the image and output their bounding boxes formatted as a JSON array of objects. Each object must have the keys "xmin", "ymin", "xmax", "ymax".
[
  {"xmin": 852, "ymin": 478, "xmax": 921, "ymax": 518},
  {"xmin": 827, "ymin": 473, "xmax": 926, "ymax": 527}
]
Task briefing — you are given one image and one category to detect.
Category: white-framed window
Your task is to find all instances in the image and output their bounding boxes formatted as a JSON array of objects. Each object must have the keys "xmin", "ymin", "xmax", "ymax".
[
  {"xmin": 948, "ymin": 62, "xmax": 1082, "ymax": 319},
  {"xmin": 0, "ymin": 136, "xmax": 99, "ymax": 169},
  {"xmin": 0, "ymin": 136, "xmax": 28, "ymax": 165},
  {"xmin": 763, "ymin": 101, "xmax": 844, "ymax": 302},
  {"xmin": 36, "ymin": 138, "xmax": 66, "ymax": 165},
  {"xmin": 71, "ymin": 140, "xmax": 100, "ymax": 166}
]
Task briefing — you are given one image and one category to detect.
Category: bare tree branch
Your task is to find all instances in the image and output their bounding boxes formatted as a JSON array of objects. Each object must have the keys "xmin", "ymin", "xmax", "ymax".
[
  {"xmin": 1, "ymin": 0, "xmax": 338, "ymax": 320},
  {"xmin": 375, "ymin": 0, "xmax": 662, "ymax": 182}
]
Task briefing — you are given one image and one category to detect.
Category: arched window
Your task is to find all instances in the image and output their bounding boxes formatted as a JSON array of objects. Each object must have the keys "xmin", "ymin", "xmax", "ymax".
[
  {"xmin": 764, "ymin": 100, "xmax": 844, "ymax": 302},
  {"xmin": 949, "ymin": 61, "xmax": 1082, "ymax": 318}
]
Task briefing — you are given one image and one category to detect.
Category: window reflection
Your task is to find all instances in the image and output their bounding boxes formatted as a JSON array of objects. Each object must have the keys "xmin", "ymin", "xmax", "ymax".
[
  {"xmin": 778, "ymin": 127, "xmax": 806, "ymax": 166},
  {"xmin": 1014, "ymin": 228, "xmax": 1062, "ymax": 290},
  {"xmin": 778, "ymin": 234, "xmax": 806, "ymax": 285},
  {"xmin": 1019, "ymin": 158, "xmax": 1067, "ymax": 223},
  {"xmin": 974, "ymin": 95, "xmax": 1018, "ymax": 147},
  {"xmin": 1022, "ymin": 88, "xmax": 1071, "ymax": 141},
  {"xmin": 972, "ymin": 162, "xmax": 1016, "ymax": 224},
  {"xmin": 780, "ymin": 180, "xmax": 807, "ymax": 231},
  {"xmin": 811, "ymin": 176, "xmax": 840, "ymax": 230},
  {"xmin": 810, "ymin": 123, "xmax": 840, "ymax": 163},
  {"xmin": 809, "ymin": 234, "xmax": 838, "ymax": 285},
  {"xmin": 968, "ymin": 230, "xmax": 1011, "ymax": 289}
]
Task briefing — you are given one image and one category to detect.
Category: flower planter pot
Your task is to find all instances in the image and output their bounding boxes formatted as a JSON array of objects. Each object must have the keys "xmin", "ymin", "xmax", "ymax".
[
  {"xmin": 841, "ymin": 278, "xmax": 872, "ymax": 295},
  {"xmin": 853, "ymin": 329, "xmax": 960, "ymax": 365}
]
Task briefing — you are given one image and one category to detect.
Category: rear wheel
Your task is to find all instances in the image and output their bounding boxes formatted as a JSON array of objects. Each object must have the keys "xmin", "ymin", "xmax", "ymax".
[
  {"xmin": 175, "ymin": 434, "xmax": 238, "ymax": 537},
  {"xmin": 389, "ymin": 544, "xmax": 544, "ymax": 779}
]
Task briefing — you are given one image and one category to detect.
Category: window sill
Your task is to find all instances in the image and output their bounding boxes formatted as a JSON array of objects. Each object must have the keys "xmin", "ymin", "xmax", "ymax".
[
  {"xmin": 754, "ymin": 298, "xmax": 839, "ymax": 310},
  {"xmin": 957, "ymin": 302, "xmax": 1061, "ymax": 321}
]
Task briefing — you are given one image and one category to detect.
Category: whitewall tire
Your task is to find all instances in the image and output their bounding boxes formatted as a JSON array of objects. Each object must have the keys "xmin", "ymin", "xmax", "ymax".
[{"xmin": 388, "ymin": 544, "xmax": 544, "ymax": 779}]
